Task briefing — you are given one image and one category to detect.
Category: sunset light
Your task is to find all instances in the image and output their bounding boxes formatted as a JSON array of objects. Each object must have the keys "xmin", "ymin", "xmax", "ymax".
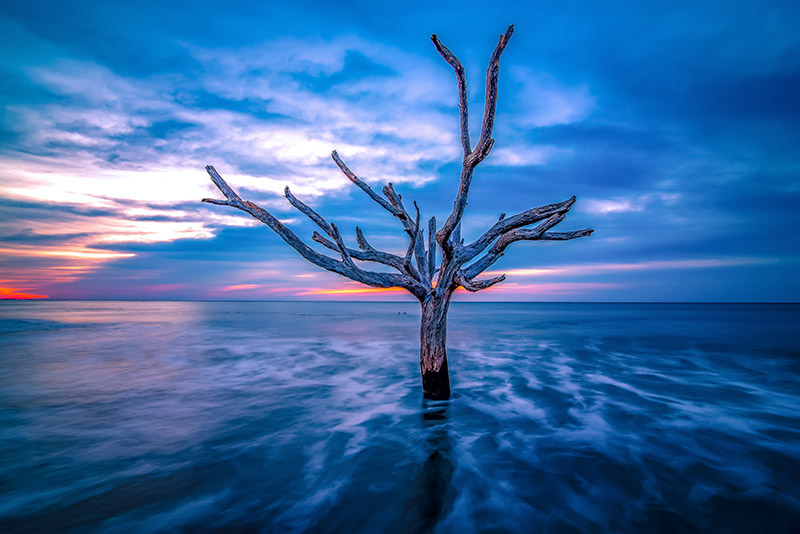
[
  {"xmin": 0, "ymin": 287, "xmax": 49, "ymax": 299},
  {"xmin": 0, "ymin": 1, "xmax": 795, "ymax": 303},
  {"xmin": 1, "ymin": 2, "xmax": 798, "ymax": 532},
  {"xmin": 297, "ymin": 287, "xmax": 407, "ymax": 296}
]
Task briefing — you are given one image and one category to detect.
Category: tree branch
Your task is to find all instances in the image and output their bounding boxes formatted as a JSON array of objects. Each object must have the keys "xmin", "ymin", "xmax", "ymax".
[
  {"xmin": 331, "ymin": 150, "xmax": 402, "ymax": 219},
  {"xmin": 455, "ymin": 272, "xmax": 506, "ymax": 292},
  {"xmin": 431, "ymin": 32, "xmax": 471, "ymax": 157},
  {"xmin": 355, "ymin": 226, "xmax": 373, "ymax": 251},
  {"xmin": 383, "ymin": 184, "xmax": 429, "ymax": 280},
  {"xmin": 202, "ymin": 165, "xmax": 426, "ymax": 298},
  {"xmin": 427, "ymin": 216, "xmax": 436, "ymax": 283},
  {"xmin": 453, "ymin": 220, "xmax": 462, "ymax": 247},
  {"xmin": 312, "ymin": 230, "xmax": 418, "ymax": 279},
  {"xmin": 382, "ymin": 182, "xmax": 405, "ymax": 214},
  {"xmin": 404, "ymin": 202, "xmax": 422, "ymax": 275},
  {"xmin": 329, "ymin": 223, "xmax": 354, "ymax": 267},
  {"xmin": 463, "ymin": 213, "xmax": 593, "ymax": 279},
  {"xmin": 284, "ymin": 186, "xmax": 334, "ymax": 237},
  {"xmin": 203, "ymin": 165, "xmax": 243, "ymax": 206},
  {"xmin": 533, "ymin": 229, "xmax": 595, "ymax": 241},
  {"xmin": 332, "ymin": 151, "xmax": 429, "ymax": 283},
  {"xmin": 473, "ymin": 24, "xmax": 514, "ymax": 164},
  {"xmin": 435, "ymin": 257, "xmax": 463, "ymax": 298},
  {"xmin": 435, "ymin": 24, "xmax": 514, "ymax": 262},
  {"xmin": 461, "ymin": 196, "xmax": 577, "ymax": 263},
  {"xmin": 284, "ymin": 186, "xmax": 363, "ymax": 271}
]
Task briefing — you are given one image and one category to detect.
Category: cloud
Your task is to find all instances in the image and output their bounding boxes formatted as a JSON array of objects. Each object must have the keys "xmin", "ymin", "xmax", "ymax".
[
  {"xmin": 218, "ymin": 284, "xmax": 262, "ymax": 291},
  {"xmin": 469, "ymin": 282, "xmax": 619, "ymax": 295},
  {"xmin": 0, "ymin": 29, "xmax": 465, "ymax": 295},
  {"xmin": 485, "ymin": 257, "xmax": 776, "ymax": 278},
  {"xmin": 1, "ymin": 2, "xmax": 799, "ymax": 301},
  {"xmin": 506, "ymin": 67, "xmax": 595, "ymax": 128},
  {"xmin": 582, "ymin": 193, "xmax": 682, "ymax": 216},
  {"xmin": 488, "ymin": 145, "xmax": 567, "ymax": 167}
]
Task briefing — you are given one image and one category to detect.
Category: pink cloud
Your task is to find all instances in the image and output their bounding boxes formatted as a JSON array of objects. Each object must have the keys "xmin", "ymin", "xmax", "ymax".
[{"xmin": 218, "ymin": 284, "xmax": 262, "ymax": 291}]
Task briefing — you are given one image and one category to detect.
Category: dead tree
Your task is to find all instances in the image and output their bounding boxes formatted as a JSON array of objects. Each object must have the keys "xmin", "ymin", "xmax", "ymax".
[{"xmin": 202, "ymin": 25, "xmax": 593, "ymax": 400}]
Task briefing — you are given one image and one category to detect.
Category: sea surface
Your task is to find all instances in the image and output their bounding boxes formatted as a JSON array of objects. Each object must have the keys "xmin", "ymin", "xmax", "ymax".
[{"xmin": 0, "ymin": 301, "xmax": 798, "ymax": 533}]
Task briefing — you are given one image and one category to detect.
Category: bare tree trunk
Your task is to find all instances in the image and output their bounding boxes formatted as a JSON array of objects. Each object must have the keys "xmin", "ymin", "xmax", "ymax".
[{"xmin": 420, "ymin": 295, "xmax": 452, "ymax": 400}]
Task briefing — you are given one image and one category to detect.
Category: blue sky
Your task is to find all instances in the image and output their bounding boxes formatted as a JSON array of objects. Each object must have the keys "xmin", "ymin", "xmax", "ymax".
[{"xmin": 0, "ymin": 0, "xmax": 798, "ymax": 301}]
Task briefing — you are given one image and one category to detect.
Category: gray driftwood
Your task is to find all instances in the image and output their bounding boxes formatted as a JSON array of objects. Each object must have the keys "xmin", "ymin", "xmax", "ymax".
[{"xmin": 202, "ymin": 25, "xmax": 593, "ymax": 400}]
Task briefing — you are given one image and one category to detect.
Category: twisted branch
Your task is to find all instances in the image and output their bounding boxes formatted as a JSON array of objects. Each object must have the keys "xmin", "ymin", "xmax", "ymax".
[
  {"xmin": 455, "ymin": 272, "xmax": 506, "ymax": 292},
  {"xmin": 462, "ymin": 214, "xmax": 593, "ymax": 280},
  {"xmin": 311, "ymin": 230, "xmax": 415, "ymax": 278},
  {"xmin": 431, "ymin": 33, "xmax": 470, "ymax": 157},
  {"xmin": 404, "ymin": 202, "xmax": 422, "ymax": 273},
  {"xmin": 435, "ymin": 24, "xmax": 514, "ymax": 260},
  {"xmin": 284, "ymin": 186, "xmax": 334, "ymax": 238},
  {"xmin": 202, "ymin": 165, "xmax": 426, "ymax": 299},
  {"xmin": 333, "ymin": 151, "xmax": 429, "ymax": 282},
  {"xmin": 331, "ymin": 150, "xmax": 401, "ymax": 219},
  {"xmin": 461, "ymin": 196, "xmax": 577, "ymax": 263}
]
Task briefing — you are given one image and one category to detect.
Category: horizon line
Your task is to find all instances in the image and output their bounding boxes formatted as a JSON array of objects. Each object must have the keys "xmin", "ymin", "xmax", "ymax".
[{"xmin": 1, "ymin": 299, "xmax": 798, "ymax": 304}]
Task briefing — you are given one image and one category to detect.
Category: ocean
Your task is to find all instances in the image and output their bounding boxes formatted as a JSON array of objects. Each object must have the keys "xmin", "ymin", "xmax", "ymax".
[{"xmin": 0, "ymin": 301, "xmax": 798, "ymax": 533}]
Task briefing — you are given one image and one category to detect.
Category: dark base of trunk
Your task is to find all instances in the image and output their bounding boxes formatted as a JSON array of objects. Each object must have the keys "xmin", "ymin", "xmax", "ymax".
[{"xmin": 422, "ymin": 357, "xmax": 451, "ymax": 400}]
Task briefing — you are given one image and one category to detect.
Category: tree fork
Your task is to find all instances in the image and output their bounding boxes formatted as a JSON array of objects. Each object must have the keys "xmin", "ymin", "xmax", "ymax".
[{"xmin": 201, "ymin": 25, "xmax": 593, "ymax": 400}]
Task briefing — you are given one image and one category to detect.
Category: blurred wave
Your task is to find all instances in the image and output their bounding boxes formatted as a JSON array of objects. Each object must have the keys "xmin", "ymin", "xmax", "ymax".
[{"xmin": 0, "ymin": 301, "xmax": 798, "ymax": 532}]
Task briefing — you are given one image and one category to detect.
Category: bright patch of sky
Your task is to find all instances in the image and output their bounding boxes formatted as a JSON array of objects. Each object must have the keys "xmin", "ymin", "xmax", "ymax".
[{"xmin": 0, "ymin": 0, "xmax": 798, "ymax": 300}]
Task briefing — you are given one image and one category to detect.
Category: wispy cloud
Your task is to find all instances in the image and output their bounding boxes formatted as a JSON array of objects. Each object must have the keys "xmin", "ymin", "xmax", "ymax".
[
  {"xmin": 486, "ymin": 257, "xmax": 775, "ymax": 278},
  {"xmin": 0, "ymin": 28, "xmax": 471, "ymax": 295},
  {"xmin": 1, "ymin": 2, "xmax": 798, "ymax": 301},
  {"xmin": 582, "ymin": 193, "xmax": 681, "ymax": 216},
  {"xmin": 488, "ymin": 145, "xmax": 568, "ymax": 167},
  {"xmin": 507, "ymin": 67, "xmax": 595, "ymax": 128},
  {"xmin": 468, "ymin": 282, "xmax": 619, "ymax": 295},
  {"xmin": 218, "ymin": 284, "xmax": 262, "ymax": 291}
]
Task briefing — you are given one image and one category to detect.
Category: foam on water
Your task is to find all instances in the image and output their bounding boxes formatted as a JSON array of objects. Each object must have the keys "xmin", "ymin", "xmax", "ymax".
[{"xmin": 0, "ymin": 301, "xmax": 798, "ymax": 532}]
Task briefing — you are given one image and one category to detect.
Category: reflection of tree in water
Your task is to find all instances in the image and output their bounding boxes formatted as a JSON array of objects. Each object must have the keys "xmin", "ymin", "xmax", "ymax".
[{"xmin": 400, "ymin": 401, "xmax": 455, "ymax": 533}]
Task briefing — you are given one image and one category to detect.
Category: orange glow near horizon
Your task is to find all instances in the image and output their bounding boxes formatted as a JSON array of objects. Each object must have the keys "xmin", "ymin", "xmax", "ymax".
[
  {"xmin": 0, "ymin": 244, "xmax": 135, "ymax": 298},
  {"xmin": 0, "ymin": 287, "xmax": 49, "ymax": 299},
  {"xmin": 297, "ymin": 286, "xmax": 407, "ymax": 296}
]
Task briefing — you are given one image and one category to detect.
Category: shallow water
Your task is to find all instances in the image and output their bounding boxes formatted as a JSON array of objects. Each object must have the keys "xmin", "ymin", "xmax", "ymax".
[{"xmin": 0, "ymin": 301, "xmax": 798, "ymax": 533}]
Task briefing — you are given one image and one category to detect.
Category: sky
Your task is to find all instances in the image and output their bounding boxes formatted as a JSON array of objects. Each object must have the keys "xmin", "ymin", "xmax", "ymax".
[{"xmin": 0, "ymin": 0, "xmax": 798, "ymax": 301}]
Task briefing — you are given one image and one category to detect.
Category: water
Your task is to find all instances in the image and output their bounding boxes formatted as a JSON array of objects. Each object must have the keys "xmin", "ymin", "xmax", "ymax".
[{"xmin": 0, "ymin": 301, "xmax": 798, "ymax": 533}]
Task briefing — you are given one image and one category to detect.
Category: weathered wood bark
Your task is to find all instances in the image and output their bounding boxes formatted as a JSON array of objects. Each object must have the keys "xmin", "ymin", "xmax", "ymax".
[
  {"xmin": 201, "ymin": 25, "xmax": 594, "ymax": 400},
  {"xmin": 420, "ymin": 293, "xmax": 453, "ymax": 400}
]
